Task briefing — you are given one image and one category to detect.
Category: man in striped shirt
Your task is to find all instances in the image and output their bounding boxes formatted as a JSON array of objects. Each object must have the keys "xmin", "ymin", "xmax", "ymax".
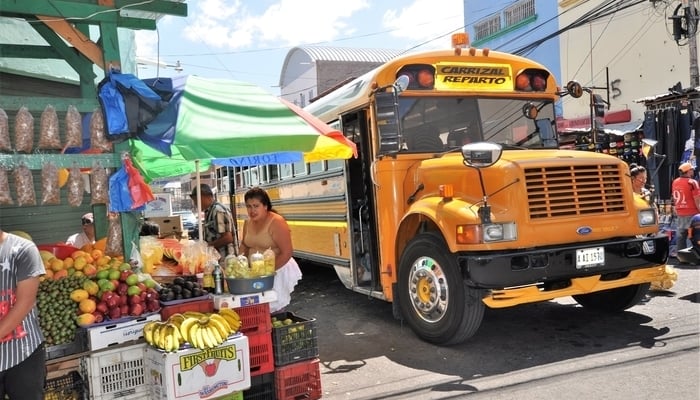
[{"xmin": 0, "ymin": 228, "xmax": 46, "ymax": 399}]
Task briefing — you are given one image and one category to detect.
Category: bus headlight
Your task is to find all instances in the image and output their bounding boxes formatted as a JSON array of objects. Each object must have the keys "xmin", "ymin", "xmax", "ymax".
[
  {"xmin": 638, "ymin": 209, "xmax": 657, "ymax": 226},
  {"xmin": 483, "ymin": 222, "xmax": 517, "ymax": 242}
]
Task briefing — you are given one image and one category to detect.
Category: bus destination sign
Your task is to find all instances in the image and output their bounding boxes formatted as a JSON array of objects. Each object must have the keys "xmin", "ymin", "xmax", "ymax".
[{"xmin": 435, "ymin": 63, "xmax": 513, "ymax": 91}]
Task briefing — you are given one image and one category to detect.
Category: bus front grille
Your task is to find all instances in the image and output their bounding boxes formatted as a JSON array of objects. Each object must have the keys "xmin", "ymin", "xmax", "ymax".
[{"xmin": 525, "ymin": 164, "xmax": 625, "ymax": 219}]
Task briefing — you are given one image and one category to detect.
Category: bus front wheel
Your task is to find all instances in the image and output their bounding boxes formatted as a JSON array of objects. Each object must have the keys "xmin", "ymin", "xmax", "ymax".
[{"xmin": 397, "ymin": 232, "xmax": 484, "ymax": 345}]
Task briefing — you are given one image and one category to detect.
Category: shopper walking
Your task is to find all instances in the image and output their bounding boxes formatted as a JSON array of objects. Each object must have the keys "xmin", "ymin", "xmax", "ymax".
[{"xmin": 671, "ymin": 162, "xmax": 700, "ymax": 255}]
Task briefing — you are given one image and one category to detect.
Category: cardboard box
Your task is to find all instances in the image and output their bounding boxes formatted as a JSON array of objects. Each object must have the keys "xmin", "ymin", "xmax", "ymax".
[
  {"xmin": 86, "ymin": 313, "xmax": 161, "ymax": 351},
  {"xmin": 144, "ymin": 334, "xmax": 251, "ymax": 400},
  {"xmin": 212, "ymin": 290, "xmax": 277, "ymax": 310},
  {"xmin": 146, "ymin": 193, "xmax": 173, "ymax": 218},
  {"xmin": 146, "ymin": 216, "xmax": 184, "ymax": 238}
]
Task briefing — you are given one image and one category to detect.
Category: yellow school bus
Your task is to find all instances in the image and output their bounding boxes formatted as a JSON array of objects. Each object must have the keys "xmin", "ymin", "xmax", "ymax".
[{"xmin": 232, "ymin": 34, "xmax": 668, "ymax": 345}]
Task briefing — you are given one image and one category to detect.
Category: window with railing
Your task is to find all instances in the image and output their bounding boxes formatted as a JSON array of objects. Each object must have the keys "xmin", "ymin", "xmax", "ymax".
[
  {"xmin": 504, "ymin": 0, "xmax": 535, "ymax": 27},
  {"xmin": 474, "ymin": 14, "xmax": 501, "ymax": 41}
]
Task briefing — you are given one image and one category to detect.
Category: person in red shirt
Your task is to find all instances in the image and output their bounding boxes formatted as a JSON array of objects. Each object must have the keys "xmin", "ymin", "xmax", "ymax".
[{"xmin": 671, "ymin": 162, "xmax": 700, "ymax": 255}]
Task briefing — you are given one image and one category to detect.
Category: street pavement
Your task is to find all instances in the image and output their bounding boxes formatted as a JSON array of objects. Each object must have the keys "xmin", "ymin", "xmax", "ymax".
[{"xmin": 287, "ymin": 260, "xmax": 700, "ymax": 399}]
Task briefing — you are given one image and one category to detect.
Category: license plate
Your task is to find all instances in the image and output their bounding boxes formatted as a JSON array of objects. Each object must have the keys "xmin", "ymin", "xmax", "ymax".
[{"xmin": 576, "ymin": 247, "xmax": 605, "ymax": 269}]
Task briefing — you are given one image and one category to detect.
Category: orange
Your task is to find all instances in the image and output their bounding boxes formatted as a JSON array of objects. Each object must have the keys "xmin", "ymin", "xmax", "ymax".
[
  {"xmin": 96, "ymin": 255, "xmax": 111, "ymax": 267},
  {"xmin": 43, "ymin": 269, "xmax": 54, "ymax": 280},
  {"xmin": 63, "ymin": 257, "xmax": 74, "ymax": 269},
  {"xmin": 74, "ymin": 256, "xmax": 87, "ymax": 271},
  {"xmin": 71, "ymin": 250, "xmax": 87, "ymax": 259},
  {"xmin": 81, "ymin": 243, "xmax": 93, "ymax": 253},
  {"xmin": 84, "ymin": 254, "xmax": 94, "ymax": 264}
]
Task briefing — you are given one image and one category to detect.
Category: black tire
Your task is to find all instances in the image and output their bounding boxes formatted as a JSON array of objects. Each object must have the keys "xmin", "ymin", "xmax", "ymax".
[
  {"xmin": 572, "ymin": 283, "xmax": 650, "ymax": 312},
  {"xmin": 397, "ymin": 232, "xmax": 484, "ymax": 345}
]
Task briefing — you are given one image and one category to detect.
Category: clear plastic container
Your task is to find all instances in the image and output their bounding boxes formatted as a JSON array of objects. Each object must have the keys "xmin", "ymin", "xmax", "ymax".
[
  {"xmin": 250, "ymin": 251, "xmax": 265, "ymax": 277},
  {"xmin": 263, "ymin": 247, "xmax": 276, "ymax": 275}
]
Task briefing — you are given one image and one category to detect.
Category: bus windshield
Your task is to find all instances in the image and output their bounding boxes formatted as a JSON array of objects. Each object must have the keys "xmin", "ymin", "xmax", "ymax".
[{"xmin": 398, "ymin": 97, "xmax": 556, "ymax": 152}]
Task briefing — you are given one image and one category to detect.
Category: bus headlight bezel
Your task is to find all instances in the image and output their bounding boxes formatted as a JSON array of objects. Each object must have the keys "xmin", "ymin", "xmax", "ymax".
[
  {"xmin": 638, "ymin": 209, "xmax": 657, "ymax": 226},
  {"xmin": 483, "ymin": 222, "xmax": 517, "ymax": 242}
]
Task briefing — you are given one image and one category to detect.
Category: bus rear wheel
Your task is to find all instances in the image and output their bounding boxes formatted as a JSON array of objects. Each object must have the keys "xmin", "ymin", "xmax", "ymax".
[
  {"xmin": 397, "ymin": 232, "xmax": 484, "ymax": 345},
  {"xmin": 572, "ymin": 283, "xmax": 650, "ymax": 311}
]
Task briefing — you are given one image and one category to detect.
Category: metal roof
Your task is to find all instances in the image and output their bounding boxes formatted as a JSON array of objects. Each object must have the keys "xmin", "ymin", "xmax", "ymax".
[
  {"xmin": 297, "ymin": 46, "xmax": 404, "ymax": 63},
  {"xmin": 279, "ymin": 46, "xmax": 403, "ymax": 87}
]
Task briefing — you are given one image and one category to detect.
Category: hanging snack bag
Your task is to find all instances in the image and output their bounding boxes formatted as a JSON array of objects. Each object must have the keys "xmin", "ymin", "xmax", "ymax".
[
  {"xmin": 67, "ymin": 163, "xmax": 85, "ymax": 207},
  {"xmin": 39, "ymin": 104, "xmax": 62, "ymax": 149},
  {"xmin": 0, "ymin": 108, "xmax": 10, "ymax": 151},
  {"xmin": 65, "ymin": 105, "xmax": 83, "ymax": 149},
  {"xmin": 0, "ymin": 168, "xmax": 13, "ymax": 205},
  {"xmin": 90, "ymin": 161, "xmax": 109, "ymax": 205},
  {"xmin": 105, "ymin": 213, "xmax": 124, "ymax": 257},
  {"xmin": 13, "ymin": 164, "xmax": 36, "ymax": 206},
  {"xmin": 41, "ymin": 161, "xmax": 60, "ymax": 205},
  {"xmin": 89, "ymin": 107, "xmax": 112, "ymax": 152},
  {"xmin": 14, "ymin": 106, "xmax": 34, "ymax": 153}
]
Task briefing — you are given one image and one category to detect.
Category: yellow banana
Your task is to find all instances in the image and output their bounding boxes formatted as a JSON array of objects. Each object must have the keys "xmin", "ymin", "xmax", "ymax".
[
  {"xmin": 189, "ymin": 323, "xmax": 201, "ymax": 349},
  {"xmin": 143, "ymin": 321, "xmax": 158, "ymax": 345},
  {"xmin": 179, "ymin": 317, "xmax": 198, "ymax": 343},
  {"xmin": 218, "ymin": 308, "xmax": 241, "ymax": 322},
  {"xmin": 157, "ymin": 323, "xmax": 168, "ymax": 350},
  {"xmin": 208, "ymin": 314, "xmax": 231, "ymax": 339},
  {"xmin": 202, "ymin": 324, "xmax": 216, "ymax": 348},
  {"xmin": 183, "ymin": 311, "xmax": 207, "ymax": 319},
  {"xmin": 164, "ymin": 325, "xmax": 173, "ymax": 352},
  {"xmin": 218, "ymin": 309, "xmax": 241, "ymax": 333},
  {"xmin": 208, "ymin": 322, "xmax": 224, "ymax": 345}
]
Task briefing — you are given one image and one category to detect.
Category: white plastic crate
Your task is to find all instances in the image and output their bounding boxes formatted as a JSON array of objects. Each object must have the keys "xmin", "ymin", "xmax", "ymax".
[{"xmin": 81, "ymin": 342, "xmax": 149, "ymax": 399}]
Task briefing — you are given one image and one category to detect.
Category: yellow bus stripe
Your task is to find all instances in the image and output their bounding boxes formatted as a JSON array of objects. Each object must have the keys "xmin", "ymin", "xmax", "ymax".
[{"xmin": 287, "ymin": 220, "xmax": 348, "ymax": 228}]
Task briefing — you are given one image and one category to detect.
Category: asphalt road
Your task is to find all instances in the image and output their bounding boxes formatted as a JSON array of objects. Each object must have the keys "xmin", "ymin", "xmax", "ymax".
[{"xmin": 286, "ymin": 261, "xmax": 700, "ymax": 400}]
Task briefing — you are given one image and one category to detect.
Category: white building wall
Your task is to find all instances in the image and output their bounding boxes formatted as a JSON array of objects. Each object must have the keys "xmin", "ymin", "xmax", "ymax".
[{"xmin": 559, "ymin": 1, "xmax": 693, "ymax": 123}]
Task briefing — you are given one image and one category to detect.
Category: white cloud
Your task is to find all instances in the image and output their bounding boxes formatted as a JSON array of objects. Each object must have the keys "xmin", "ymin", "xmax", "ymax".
[
  {"xmin": 383, "ymin": 0, "xmax": 465, "ymax": 49},
  {"xmin": 182, "ymin": 0, "xmax": 370, "ymax": 49}
]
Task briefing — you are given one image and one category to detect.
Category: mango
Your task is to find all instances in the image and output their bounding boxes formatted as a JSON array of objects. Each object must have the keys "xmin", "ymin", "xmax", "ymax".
[
  {"xmin": 76, "ymin": 313, "xmax": 97, "ymax": 327},
  {"xmin": 70, "ymin": 289, "xmax": 89, "ymax": 303},
  {"xmin": 39, "ymin": 250, "xmax": 55, "ymax": 263},
  {"xmin": 83, "ymin": 280, "xmax": 99, "ymax": 296},
  {"xmin": 79, "ymin": 298, "xmax": 96, "ymax": 314}
]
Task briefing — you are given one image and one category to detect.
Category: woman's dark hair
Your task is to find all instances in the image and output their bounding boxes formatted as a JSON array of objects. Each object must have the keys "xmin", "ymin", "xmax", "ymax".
[
  {"xmin": 244, "ymin": 187, "xmax": 275, "ymax": 212},
  {"xmin": 629, "ymin": 163, "xmax": 646, "ymax": 178},
  {"xmin": 140, "ymin": 221, "xmax": 160, "ymax": 236}
]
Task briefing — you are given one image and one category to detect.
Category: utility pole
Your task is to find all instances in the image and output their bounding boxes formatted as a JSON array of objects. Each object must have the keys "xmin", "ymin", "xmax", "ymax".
[{"xmin": 685, "ymin": 0, "xmax": 700, "ymax": 87}]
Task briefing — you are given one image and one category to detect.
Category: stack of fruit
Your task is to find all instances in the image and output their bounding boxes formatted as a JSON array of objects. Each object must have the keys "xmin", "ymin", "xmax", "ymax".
[
  {"xmin": 72, "ymin": 264, "xmax": 161, "ymax": 327},
  {"xmin": 37, "ymin": 276, "xmax": 87, "ymax": 346},
  {"xmin": 143, "ymin": 309, "xmax": 242, "ymax": 352},
  {"xmin": 157, "ymin": 276, "xmax": 207, "ymax": 302}
]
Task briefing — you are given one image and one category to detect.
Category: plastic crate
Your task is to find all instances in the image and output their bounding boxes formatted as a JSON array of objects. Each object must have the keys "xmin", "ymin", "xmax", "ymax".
[
  {"xmin": 271, "ymin": 312, "xmax": 318, "ymax": 367},
  {"xmin": 46, "ymin": 328, "xmax": 88, "ymax": 360},
  {"xmin": 81, "ymin": 342, "xmax": 149, "ymax": 399},
  {"xmin": 248, "ymin": 330, "xmax": 274, "ymax": 377},
  {"xmin": 160, "ymin": 296, "xmax": 214, "ymax": 320},
  {"xmin": 244, "ymin": 372, "xmax": 275, "ymax": 400},
  {"xmin": 44, "ymin": 371, "xmax": 84, "ymax": 400},
  {"xmin": 274, "ymin": 358, "xmax": 321, "ymax": 400},
  {"xmin": 234, "ymin": 303, "xmax": 272, "ymax": 334}
]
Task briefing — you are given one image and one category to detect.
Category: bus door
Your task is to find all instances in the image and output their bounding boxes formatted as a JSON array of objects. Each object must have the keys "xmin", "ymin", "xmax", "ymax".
[{"xmin": 342, "ymin": 111, "xmax": 380, "ymax": 290}]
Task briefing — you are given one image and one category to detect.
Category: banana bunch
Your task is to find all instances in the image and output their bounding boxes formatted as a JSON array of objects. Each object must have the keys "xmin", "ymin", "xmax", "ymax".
[
  {"xmin": 650, "ymin": 265, "xmax": 678, "ymax": 291},
  {"xmin": 143, "ymin": 319, "xmax": 183, "ymax": 352}
]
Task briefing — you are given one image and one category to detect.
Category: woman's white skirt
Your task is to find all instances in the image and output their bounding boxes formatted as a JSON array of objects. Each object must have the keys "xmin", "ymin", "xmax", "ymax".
[{"xmin": 271, "ymin": 257, "xmax": 303, "ymax": 313}]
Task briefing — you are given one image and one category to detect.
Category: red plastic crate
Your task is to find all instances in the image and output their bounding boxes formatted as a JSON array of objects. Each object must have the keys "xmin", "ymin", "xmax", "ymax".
[
  {"xmin": 243, "ymin": 372, "xmax": 275, "ymax": 400},
  {"xmin": 248, "ymin": 330, "xmax": 274, "ymax": 377},
  {"xmin": 234, "ymin": 303, "xmax": 272, "ymax": 334},
  {"xmin": 160, "ymin": 297, "xmax": 214, "ymax": 320},
  {"xmin": 274, "ymin": 358, "xmax": 322, "ymax": 400}
]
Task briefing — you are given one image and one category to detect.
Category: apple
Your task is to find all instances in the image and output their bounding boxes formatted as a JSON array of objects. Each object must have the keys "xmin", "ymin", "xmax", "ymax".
[
  {"xmin": 101, "ymin": 291, "xmax": 114, "ymax": 303},
  {"xmin": 108, "ymin": 307, "xmax": 121, "ymax": 320},
  {"xmin": 106, "ymin": 296, "xmax": 118, "ymax": 309},
  {"xmin": 117, "ymin": 294, "xmax": 127, "ymax": 307},
  {"xmin": 96, "ymin": 301, "xmax": 108, "ymax": 314},
  {"xmin": 92, "ymin": 312, "xmax": 104, "ymax": 323},
  {"xmin": 130, "ymin": 303, "xmax": 144, "ymax": 317},
  {"xmin": 140, "ymin": 291, "xmax": 147, "ymax": 302},
  {"xmin": 111, "ymin": 279, "xmax": 120, "ymax": 290},
  {"xmin": 129, "ymin": 294, "xmax": 142, "ymax": 305},
  {"xmin": 120, "ymin": 304, "xmax": 129, "ymax": 316},
  {"xmin": 117, "ymin": 282, "xmax": 128, "ymax": 296},
  {"xmin": 136, "ymin": 282, "xmax": 147, "ymax": 292},
  {"xmin": 120, "ymin": 270, "xmax": 133, "ymax": 283},
  {"xmin": 146, "ymin": 299, "xmax": 160, "ymax": 313}
]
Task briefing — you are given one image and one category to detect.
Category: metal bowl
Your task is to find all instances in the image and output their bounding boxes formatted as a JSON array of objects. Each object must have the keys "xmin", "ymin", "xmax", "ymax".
[{"xmin": 225, "ymin": 274, "xmax": 275, "ymax": 294}]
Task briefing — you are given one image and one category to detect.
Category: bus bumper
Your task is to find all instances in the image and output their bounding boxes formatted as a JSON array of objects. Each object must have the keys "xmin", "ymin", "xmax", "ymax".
[{"xmin": 458, "ymin": 234, "xmax": 669, "ymax": 290}]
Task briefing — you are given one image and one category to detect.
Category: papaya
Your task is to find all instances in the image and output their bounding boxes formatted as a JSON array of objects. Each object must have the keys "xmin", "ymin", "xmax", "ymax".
[
  {"xmin": 70, "ymin": 288, "xmax": 89, "ymax": 303},
  {"xmin": 76, "ymin": 313, "xmax": 97, "ymax": 327}
]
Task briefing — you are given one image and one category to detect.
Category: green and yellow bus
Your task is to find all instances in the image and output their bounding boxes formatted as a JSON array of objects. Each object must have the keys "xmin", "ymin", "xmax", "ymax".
[{"xmin": 232, "ymin": 33, "xmax": 668, "ymax": 345}]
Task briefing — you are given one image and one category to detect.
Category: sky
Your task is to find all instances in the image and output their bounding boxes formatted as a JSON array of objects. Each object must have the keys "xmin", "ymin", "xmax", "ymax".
[{"xmin": 134, "ymin": 0, "xmax": 466, "ymax": 96}]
